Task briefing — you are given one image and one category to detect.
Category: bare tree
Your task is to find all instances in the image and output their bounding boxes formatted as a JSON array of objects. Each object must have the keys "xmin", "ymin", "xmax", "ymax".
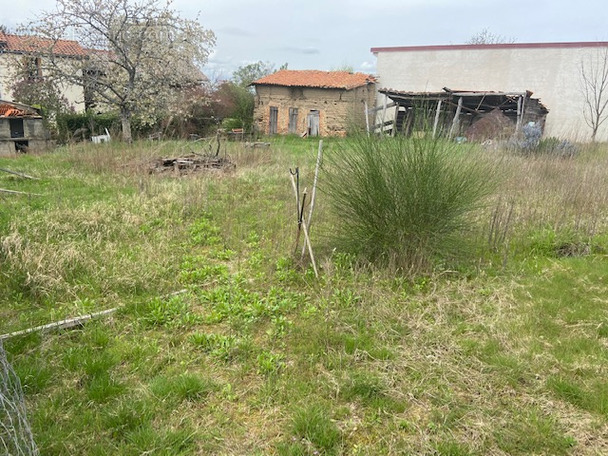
[
  {"xmin": 580, "ymin": 48, "xmax": 608, "ymax": 142},
  {"xmin": 467, "ymin": 28, "xmax": 515, "ymax": 45},
  {"xmin": 28, "ymin": 0, "xmax": 215, "ymax": 142}
]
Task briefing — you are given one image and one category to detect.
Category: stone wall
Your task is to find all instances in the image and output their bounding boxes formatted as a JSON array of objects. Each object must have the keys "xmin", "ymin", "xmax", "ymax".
[
  {"xmin": 0, "ymin": 117, "xmax": 51, "ymax": 156},
  {"xmin": 254, "ymin": 84, "xmax": 376, "ymax": 136}
]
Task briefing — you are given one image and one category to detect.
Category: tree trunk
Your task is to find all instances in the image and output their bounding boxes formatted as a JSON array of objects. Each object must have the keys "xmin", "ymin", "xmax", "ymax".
[{"xmin": 120, "ymin": 108, "xmax": 133, "ymax": 143}]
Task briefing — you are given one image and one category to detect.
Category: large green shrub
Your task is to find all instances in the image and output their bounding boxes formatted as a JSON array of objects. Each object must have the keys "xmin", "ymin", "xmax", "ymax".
[
  {"xmin": 56, "ymin": 111, "xmax": 120, "ymax": 142},
  {"xmin": 323, "ymin": 135, "xmax": 496, "ymax": 271}
]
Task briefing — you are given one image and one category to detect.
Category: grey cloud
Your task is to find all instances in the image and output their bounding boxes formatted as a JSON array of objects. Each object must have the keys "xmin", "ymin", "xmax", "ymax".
[{"xmin": 278, "ymin": 46, "xmax": 320, "ymax": 55}]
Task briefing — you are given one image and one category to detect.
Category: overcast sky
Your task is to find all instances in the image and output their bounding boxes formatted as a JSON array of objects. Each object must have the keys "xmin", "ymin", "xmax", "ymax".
[{"xmin": 3, "ymin": 0, "xmax": 608, "ymax": 80}]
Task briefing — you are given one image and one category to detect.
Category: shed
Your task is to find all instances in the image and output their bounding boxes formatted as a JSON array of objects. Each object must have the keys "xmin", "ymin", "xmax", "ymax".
[
  {"xmin": 251, "ymin": 70, "xmax": 376, "ymax": 137},
  {"xmin": 376, "ymin": 88, "xmax": 548, "ymax": 140},
  {"xmin": 0, "ymin": 100, "xmax": 51, "ymax": 155}
]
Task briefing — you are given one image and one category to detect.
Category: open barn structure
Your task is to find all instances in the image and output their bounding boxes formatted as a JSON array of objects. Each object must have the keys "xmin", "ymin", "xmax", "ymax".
[
  {"xmin": 372, "ymin": 88, "xmax": 548, "ymax": 141},
  {"xmin": 371, "ymin": 42, "xmax": 608, "ymax": 141}
]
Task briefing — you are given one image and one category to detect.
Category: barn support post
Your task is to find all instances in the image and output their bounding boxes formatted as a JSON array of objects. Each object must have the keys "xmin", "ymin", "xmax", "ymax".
[
  {"xmin": 432, "ymin": 99, "xmax": 443, "ymax": 138},
  {"xmin": 392, "ymin": 104, "xmax": 399, "ymax": 137},
  {"xmin": 515, "ymin": 94, "xmax": 527, "ymax": 134},
  {"xmin": 448, "ymin": 97, "xmax": 463, "ymax": 138},
  {"xmin": 381, "ymin": 94, "xmax": 388, "ymax": 127}
]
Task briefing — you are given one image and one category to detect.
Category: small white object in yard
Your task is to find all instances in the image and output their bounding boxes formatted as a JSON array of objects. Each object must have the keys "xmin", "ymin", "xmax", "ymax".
[{"xmin": 92, "ymin": 128, "xmax": 111, "ymax": 144}]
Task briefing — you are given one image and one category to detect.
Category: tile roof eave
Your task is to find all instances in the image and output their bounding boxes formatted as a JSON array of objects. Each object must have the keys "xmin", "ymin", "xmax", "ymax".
[
  {"xmin": 253, "ymin": 82, "xmax": 368, "ymax": 90},
  {"xmin": 0, "ymin": 48, "xmax": 87, "ymax": 59}
]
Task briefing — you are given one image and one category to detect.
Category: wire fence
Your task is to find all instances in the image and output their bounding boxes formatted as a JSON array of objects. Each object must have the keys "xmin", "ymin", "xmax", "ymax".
[{"xmin": 0, "ymin": 340, "xmax": 39, "ymax": 456}]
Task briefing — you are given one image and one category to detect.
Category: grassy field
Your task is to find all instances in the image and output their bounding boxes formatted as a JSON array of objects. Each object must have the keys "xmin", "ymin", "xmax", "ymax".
[{"xmin": 1, "ymin": 136, "xmax": 607, "ymax": 455}]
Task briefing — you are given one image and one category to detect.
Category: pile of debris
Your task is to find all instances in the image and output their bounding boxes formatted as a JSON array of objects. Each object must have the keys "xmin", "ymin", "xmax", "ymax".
[{"xmin": 149, "ymin": 153, "xmax": 235, "ymax": 175}]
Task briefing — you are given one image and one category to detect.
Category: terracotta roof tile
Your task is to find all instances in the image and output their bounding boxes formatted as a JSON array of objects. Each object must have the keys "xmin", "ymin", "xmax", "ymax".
[
  {"xmin": 0, "ymin": 32, "xmax": 87, "ymax": 57},
  {"xmin": 0, "ymin": 100, "xmax": 40, "ymax": 117},
  {"xmin": 252, "ymin": 70, "xmax": 376, "ymax": 90}
]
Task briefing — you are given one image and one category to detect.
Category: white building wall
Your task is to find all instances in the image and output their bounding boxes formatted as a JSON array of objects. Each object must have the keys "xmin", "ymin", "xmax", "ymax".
[
  {"xmin": 373, "ymin": 43, "xmax": 608, "ymax": 142},
  {"xmin": 0, "ymin": 54, "xmax": 85, "ymax": 112}
]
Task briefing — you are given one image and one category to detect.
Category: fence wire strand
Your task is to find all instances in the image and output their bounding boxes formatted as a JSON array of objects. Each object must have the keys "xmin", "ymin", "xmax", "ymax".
[{"xmin": 0, "ymin": 341, "xmax": 39, "ymax": 456}]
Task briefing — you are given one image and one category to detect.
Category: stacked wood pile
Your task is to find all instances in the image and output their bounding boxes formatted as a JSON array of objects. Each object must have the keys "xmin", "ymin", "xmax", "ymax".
[{"xmin": 149, "ymin": 154, "xmax": 235, "ymax": 175}]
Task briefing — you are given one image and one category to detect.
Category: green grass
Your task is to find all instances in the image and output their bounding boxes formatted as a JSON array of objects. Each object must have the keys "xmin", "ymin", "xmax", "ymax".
[{"xmin": 1, "ymin": 138, "xmax": 607, "ymax": 454}]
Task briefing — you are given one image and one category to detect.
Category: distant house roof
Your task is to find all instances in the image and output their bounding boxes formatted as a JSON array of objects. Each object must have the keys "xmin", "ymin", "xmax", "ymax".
[
  {"xmin": 371, "ymin": 41, "xmax": 608, "ymax": 54},
  {"xmin": 252, "ymin": 70, "xmax": 376, "ymax": 90},
  {"xmin": 0, "ymin": 32, "xmax": 87, "ymax": 57}
]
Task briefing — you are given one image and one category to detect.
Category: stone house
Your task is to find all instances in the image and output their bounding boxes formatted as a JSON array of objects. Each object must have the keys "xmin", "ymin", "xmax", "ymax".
[
  {"xmin": 0, "ymin": 31, "xmax": 87, "ymax": 111},
  {"xmin": 371, "ymin": 42, "xmax": 608, "ymax": 141},
  {"xmin": 251, "ymin": 70, "xmax": 376, "ymax": 137},
  {"xmin": 0, "ymin": 100, "xmax": 51, "ymax": 155}
]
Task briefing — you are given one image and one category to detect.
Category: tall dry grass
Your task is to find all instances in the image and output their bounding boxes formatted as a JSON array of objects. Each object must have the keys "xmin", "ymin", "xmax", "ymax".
[{"xmin": 482, "ymin": 145, "xmax": 608, "ymax": 259}]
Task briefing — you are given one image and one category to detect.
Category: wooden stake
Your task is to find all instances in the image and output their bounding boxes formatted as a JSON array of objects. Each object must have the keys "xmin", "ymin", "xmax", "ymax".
[
  {"xmin": 301, "ymin": 140, "xmax": 323, "ymax": 260},
  {"xmin": 300, "ymin": 214, "xmax": 319, "ymax": 278},
  {"xmin": 294, "ymin": 188, "xmax": 307, "ymax": 254},
  {"xmin": 290, "ymin": 172, "xmax": 318, "ymax": 277}
]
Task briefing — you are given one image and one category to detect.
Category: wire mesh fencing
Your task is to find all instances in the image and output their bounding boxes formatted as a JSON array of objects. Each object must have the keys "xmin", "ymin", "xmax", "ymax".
[{"xmin": 0, "ymin": 340, "xmax": 39, "ymax": 456}]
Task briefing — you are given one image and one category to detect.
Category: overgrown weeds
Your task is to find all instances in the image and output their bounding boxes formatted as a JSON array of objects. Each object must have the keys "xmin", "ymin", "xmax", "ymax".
[{"xmin": 1, "ymin": 137, "xmax": 608, "ymax": 455}]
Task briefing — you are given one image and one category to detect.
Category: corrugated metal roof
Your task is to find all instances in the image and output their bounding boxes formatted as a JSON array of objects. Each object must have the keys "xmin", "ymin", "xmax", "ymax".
[
  {"xmin": 0, "ymin": 32, "xmax": 87, "ymax": 57},
  {"xmin": 252, "ymin": 70, "xmax": 376, "ymax": 90}
]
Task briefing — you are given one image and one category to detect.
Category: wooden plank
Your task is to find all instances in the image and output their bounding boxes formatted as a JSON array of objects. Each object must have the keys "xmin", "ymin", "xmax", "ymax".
[
  {"xmin": 515, "ymin": 94, "xmax": 527, "ymax": 133},
  {"xmin": 373, "ymin": 120, "xmax": 395, "ymax": 128},
  {"xmin": 0, "ymin": 168, "xmax": 39, "ymax": 180},
  {"xmin": 0, "ymin": 308, "xmax": 118, "ymax": 341},
  {"xmin": 451, "ymin": 91, "xmax": 527, "ymax": 97},
  {"xmin": 392, "ymin": 106, "xmax": 399, "ymax": 136},
  {"xmin": 367, "ymin": 101, "xmax": 396, "ymax": 113},
  {"xmin": 381, "ymin": 94, "xmax": 388, "ymax": 129},
  {"xmin": 432, "ymin": 99, "xmax": 443, "ymax": 138},
  {"xmin": 0, "ymin": 289, "xmax": 188, "ymax": 341},
  {"xmin": 372, "ymin": 120, "xmax": 395, "ymax": 134},
  {"xmin": 0, "ymin": 188, "xmax": 42, "ymax": 196}
]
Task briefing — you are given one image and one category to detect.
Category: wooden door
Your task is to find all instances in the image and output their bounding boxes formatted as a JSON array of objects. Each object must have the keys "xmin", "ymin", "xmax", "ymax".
[
  {"xmin": 307, "ymin": 110, "xmax": 320, "ymax": 136},
  {"xmin": 269, "ymin": 107, "xmax": 278, "ymax": 135}
]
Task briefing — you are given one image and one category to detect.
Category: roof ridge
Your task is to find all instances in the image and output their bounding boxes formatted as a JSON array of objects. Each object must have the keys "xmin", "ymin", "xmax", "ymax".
[{"xmin": 252, "ymin": 69, "xmax": 376, "ymax": 90}]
